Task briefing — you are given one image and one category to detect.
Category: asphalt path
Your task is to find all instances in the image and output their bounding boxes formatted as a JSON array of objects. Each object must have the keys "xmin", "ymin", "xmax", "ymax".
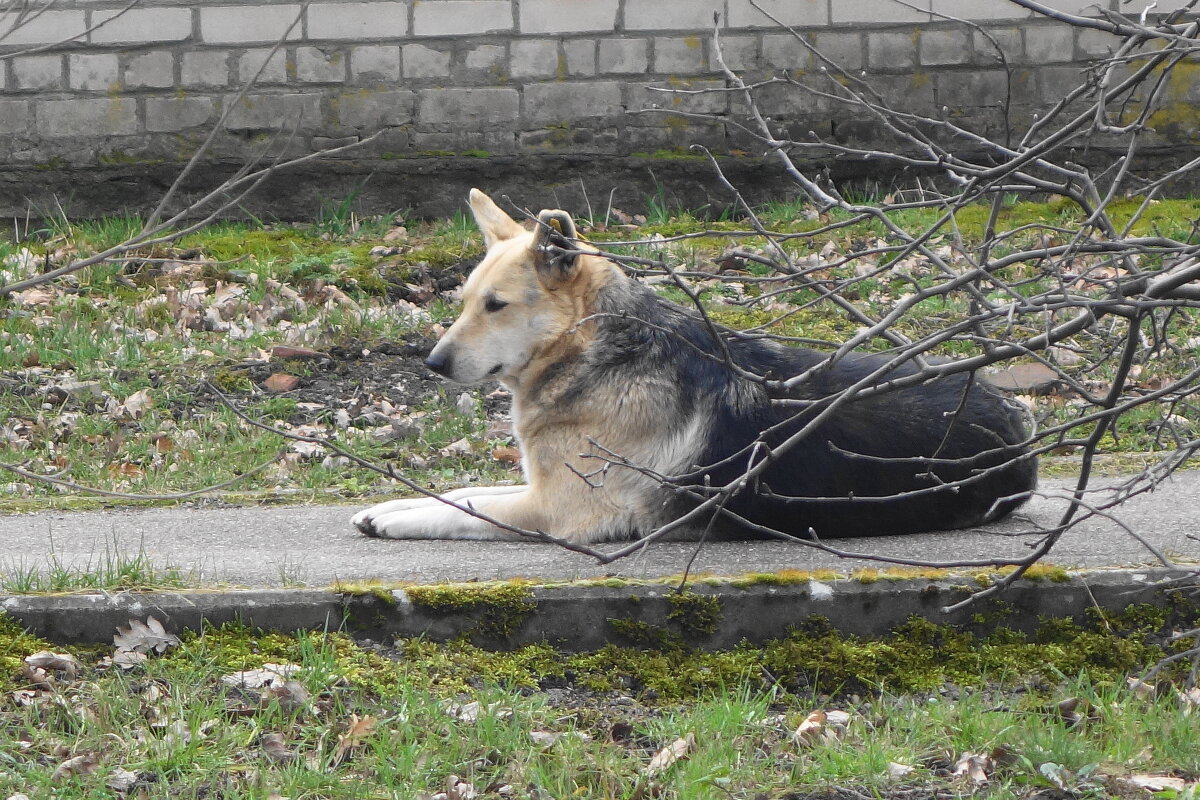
[{"xmin": 1, "ymin": 472, "xmax": 1197, "ymax": 588}]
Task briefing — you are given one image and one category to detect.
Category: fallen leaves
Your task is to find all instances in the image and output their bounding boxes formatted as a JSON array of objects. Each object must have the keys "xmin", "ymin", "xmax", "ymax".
[
  {"xmin": 643, "ymin": 732, "xmax": 695, "ymax": 777},
  {"xmin": 113, "ymin": 616, "xmax": 181, "ymax": 657}
]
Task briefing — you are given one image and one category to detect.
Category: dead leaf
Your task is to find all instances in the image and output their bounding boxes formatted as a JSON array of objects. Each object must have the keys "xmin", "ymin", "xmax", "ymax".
[
  {"xmin": 1127, "ymin": 676, "xmax": 1156, "ymax": 701},
  {"xmin": 330, "ymin": 713, "xmax": 377, "ymax": 766},
  {"xmin": 261, "ymin": 733, "xmax": 298, "ymax": 763},
  {"xmin": 115, "ymin": 388, "xmax": 154, "ymax": 420},
  {"xmin": 263, "ymin": 680, "xmax": 310, "ymax": 714},
  {"xmin": 114, "ymin": 617, "xmax": 180, "ymax": 655},
  {"xmin": 439, "ymin": 437, "xmax": 472, "ymax": 458},
  {"xmin": 1177, "ymin": 686, "xmax": 1200, "ymax": 714},
  {"xmin": 52, "ymin": 752, "xmax": 99, "ymax": 781},
  {"xmin": 491, "ymin": 446, "xmax": 521, "ymax": 465},
  {"xmin": 106, "ymin": 767, "xmax": 140, "ymax": 792},
  {"xmin": 24, "ymin": 651, "xmax": 81, "ymax": 681},
  {"xmin": 111, "ymin": 651, "xmax": 148, "ymax": 670},
  {"xmin": 264, "ymin": 373, "xmax": 301, "ymax": 392},
  {"xmin": 644, "ymin": 732, "xmax": 695, "ymax": 777},
  {"xmin": 887, "ymin": 762, "xmax": 915, "ymax": 780},
  {"xmin": 221, "ymin": 663, "xmax": 300, "ymax": 689},
  {"xmin": 1121, "ymin": 774, "xmax": 1191, "ymax": 792},
  {"xmin": 952, "ymin": 752, "xmax": 993, "ymax": 785}
]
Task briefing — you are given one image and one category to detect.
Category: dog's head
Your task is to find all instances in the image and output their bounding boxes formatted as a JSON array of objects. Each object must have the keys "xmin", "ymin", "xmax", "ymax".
[{"xmin": 424, "ymin": 189, "xmax": 608, "ymax": 386}]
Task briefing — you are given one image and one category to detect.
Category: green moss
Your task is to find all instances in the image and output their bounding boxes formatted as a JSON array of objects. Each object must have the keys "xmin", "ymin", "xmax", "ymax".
[
  {"xmin": 666, "ymin": 590, "xmax": 722, "ymax": 637},
  {"xmin": 607, "ymin": 617, "xmax": 681, "ymax": 649},
  {"xmin": 210, "ymin": 367, "xmax": 252, "ymax": 393},
  {"xmin": 0, "ymin": 613, "xmax": 56, "ymax": 691},
  {"xmin": 334, "ymin": 580, "xmax": 398, "ymax": 605},
  {"xmin": 406, "ymin": 582, "xmax": 537, "ymax": 640}
]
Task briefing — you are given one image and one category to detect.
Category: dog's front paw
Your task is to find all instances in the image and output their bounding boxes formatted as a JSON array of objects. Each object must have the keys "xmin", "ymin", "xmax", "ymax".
[{"xmin": 351, "ymin": 507, "xmax": 382, "ymax": 537}]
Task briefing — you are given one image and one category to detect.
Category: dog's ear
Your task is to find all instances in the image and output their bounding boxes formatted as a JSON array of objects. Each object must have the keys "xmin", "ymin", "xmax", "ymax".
[
  {"xmin": 533, "ymin": 209, "xmax": 580, "ymax": 284},
  {"xmin": 468, "ymin": 188, "xmax": 524, "ymax": 248}
]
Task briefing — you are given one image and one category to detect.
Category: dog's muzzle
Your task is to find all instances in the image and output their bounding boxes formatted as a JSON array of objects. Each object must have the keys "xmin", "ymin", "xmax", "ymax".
[{"xmin": 424, "ymin": 350, "xmax": 452, "ymax": 376}]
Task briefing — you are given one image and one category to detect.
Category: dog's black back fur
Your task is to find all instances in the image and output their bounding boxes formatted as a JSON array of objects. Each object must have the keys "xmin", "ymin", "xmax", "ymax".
[{"xmin": 576, "ymin": 274, "xmax": 1037, "ymax": 539}]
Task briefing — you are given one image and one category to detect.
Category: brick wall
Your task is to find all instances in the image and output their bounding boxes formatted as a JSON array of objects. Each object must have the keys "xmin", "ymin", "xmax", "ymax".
[{"xmin": 1, "ymin": 0, "xmax": 1197, "ymax": 215}]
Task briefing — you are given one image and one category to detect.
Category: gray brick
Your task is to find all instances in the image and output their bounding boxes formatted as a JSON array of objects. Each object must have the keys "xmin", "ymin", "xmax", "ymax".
[
  {"xmin": 868, "ymin": 31, "xmax": 918, "ymax": 71},
  {"xmin": 936, "ymin": 69, "xmax": 1009, "ymax": 108},
  {"xmin": 520, "ymin": 0, "xmax": 618, "ymax": 32},
  {"xmin": 333, "ymin": 89, "xmax": 414, "ymax": 128},
  {"xmin": 200, "ymin": 5, "xmax": 303, "ymax": 45},
  {"xmin": 0, "ymin": 101, "xmax": 31, "ymax": 135},
  {"xmin": 463, "ymin": 44, "xmax": 507, "ymax": 74},
  {"xmin": 523, "ymin": 81, "xmax": 622, "ymax": 124},
  {"xmin": 238, "ymin": 49, "xmax": 288, "ymax": 84},
  {"xmin": 562, "ymin": 39, "xmax": 595, "ymax": 76},
  {"xmin": 931, "ymin": 0, "xmax": 1029, "ymax": 20},
  {"xmin": 1036, "ymin": 65, "xmax": 1087, "ymax": 103},
  {"xmin": 92, "ymin": 8, "xmax": 192, "ymax": 44},
  {"xmin": 628, "ymin": 79, "xmax": 727, "ymax": 114},
  {"xmin": 68, "ymin": 54, "xmax": 119, "ymax": 91},
  {"xmin": 350, "ymin": 45, "xmax": 400, "ymax": 83},
  {"xmin": 625, "ymin": 0, "xmax": 721, "ymax": 30},
  {"xmin": 295, "ymin": 47, "xmax": 346, "ymax": 83},
  {"xmin": 2, "ymin": 10, "xmax": 85, "ymax": 46},
  {"xmin": 920, "ymin": 28, "xmax": 971, "ymax": 65},
  {"xmin": 223, "ymin": 93, "xmax": 322, "ymax": 129},
  {"xmin": 832, "ymin": 0, "xmax": 930, "ymax": 23},
  {"xmin": 972, "ymin": 27, "xmax": 1023, "ymax": 65},
  {"xmin": 182, "ymin": 51, "xmax": 231, "ymax": 88},
  {"xmin": 1025, "ymin": 24, "xmax": 1076, "ymax": 63},
  {"xmin": 1077, "ymin": 28, "xmax": 1121, "ymax": 58},
  {"xmin": 727, "ymin": 0, "xmax": 826, "ymax": 27},
  {"xmin": 654, "ymin": 36, "xmax": 706, "ymax": 73},
  {"xmin": 306, "ymin": 2, "xmax": 407, "ymax": 39},
  {"xmin": 870, "ymin": 73, "xmax": 936, "ymax": 114},
  {"xmin": 599, "ymin": 38, "xmax": 649, "ymax": 74},
  {"xmin": 403, "ymin": 44, "xmax": 452, "ymax": 78},
  {"xmin": 146, "ymin": 96, "xmax": 215, "ymax": 131},
  {"xmin": 417, "ymin": 87, "xmax": 519, "ymax": 126},
  {"xmin": 1034, "ymin": 0, "xmax": 1113, "ymax": 15},
  {"xmin": 37, "ymin": 98, "xmax": 138, "ymax": 137},
  {"xmin": 125, "ymin": 51, "xmax": 174, "ymax": 89},
  {"xmin": 412, "ymin": 1, "xmax": 513, "ymax": 36},
  {"xmin": 12, "ymin": 56, "xmax": 63, "ymax": 91},
  {"xmin": 762, "ymin": 33, "xmax": 810, "ymax": 71},
  {"xmin": 708, "ymin": 34, "xmax": 757, "ymax": 72},
  {"xmin": 511, "ymin": 40, "xmax": 560, "ymax": 78},
  {"xmin": 811, "ymin": 31, "xmax": 864, "ymax": 72}
]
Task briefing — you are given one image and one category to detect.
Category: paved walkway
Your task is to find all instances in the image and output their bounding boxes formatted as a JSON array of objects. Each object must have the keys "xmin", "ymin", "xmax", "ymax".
[{"xmin": 1, "ymin": 471, "xmax": 1196, "ymax": 588}]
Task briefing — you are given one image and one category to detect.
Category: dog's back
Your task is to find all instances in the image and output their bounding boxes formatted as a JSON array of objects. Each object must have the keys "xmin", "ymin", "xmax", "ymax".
[{"xmin": 588, "ymin": 278, "xmax": 1037, "ymax": 539}]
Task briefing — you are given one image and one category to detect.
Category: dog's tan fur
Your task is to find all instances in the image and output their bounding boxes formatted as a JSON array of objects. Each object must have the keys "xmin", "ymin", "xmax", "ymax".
[{"xmin": 352, "ymin": 189, "xmax": 707, "ymax": 542}]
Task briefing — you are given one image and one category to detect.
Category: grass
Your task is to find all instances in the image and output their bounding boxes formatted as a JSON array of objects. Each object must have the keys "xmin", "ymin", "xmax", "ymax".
[
  {"xmin": 1, "ymin": 195, "xmax": 1199, "ymax": 514},
  {"xmin": 0, "ymin": 607, "xmax": 1198, "ymax": 799}
]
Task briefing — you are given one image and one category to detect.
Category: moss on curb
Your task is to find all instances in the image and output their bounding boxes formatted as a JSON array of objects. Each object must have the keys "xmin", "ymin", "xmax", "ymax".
[{"xmin": 406, "ymin": 582, "xmax": 537, "ymax": 640}]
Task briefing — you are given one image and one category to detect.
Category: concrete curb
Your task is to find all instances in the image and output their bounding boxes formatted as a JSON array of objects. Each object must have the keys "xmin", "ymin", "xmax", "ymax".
[{"xmin": 1, "ymin": 568, "xmax": 1189, "ymax": 650}]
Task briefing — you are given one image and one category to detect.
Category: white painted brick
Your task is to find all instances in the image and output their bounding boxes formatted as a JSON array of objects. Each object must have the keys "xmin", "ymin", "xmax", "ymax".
[
  {"xmin": 413, "ymin": 1, "xmax": 513, "ymax": 36},
  {"xmin": 520, "ymin": 0, "xmax": 618, "ymax": 33},
  {"xmin": 238, "ymin": 48, "xmax": 288, "ymax": 84},
  {"xmin": 125, "ymin": 51, "xmax": 174, "ymax": 89},
  {"xmin": 0, "ymin": 100, "xmax": 31, "ymax": 135},
  {"xmin": 12, "ymin": 56, "xmax": 63, "ymax": 91},
  {"xmin": 295, "ymin": 46, "xmax": 346, "ymax": 82},
  {"xmin": 200, "ymin": 5, "xmax": 303, "ymax": 45},
  {"xmin": 463, "ymin": 44, "xmax": 507, "ymax": 73},
  {"xmin": 403, "ymin": 44, "xmax": 452, "ymax": 77},
  {"xmin": 511, "ymin": 39, "xmax": 560, "ymax": 78},
  {"xmin": 654, "ymin": 36, "xmax": 706, "ymax": 72},
  {"xmin": 973, "ymin": 27, "xmax": 1023, "ymax": 64},
  {"xmin": 91, "ymin": 8, "xmax": 192, "ymax": 45},
  {"xmin": 762, "ymin": 33, "xmax": 810, "ymax": 70},
  {"xmin": 832, "ymin": 0, "xmax": 931, "ymax": 24},
  {"xmin": 146, "ymin": 96, "xmax": 215, "ymax": 131},
  {"xmin": 307, "ymin": 2, "xmax": 407, "ymax": 40},
  {"xmin": 350, "ymin": 45, "xmax": 400, "ymax": 82},
  {"xmin": 37, "ymin": 98, "xmax": 138, "ymax": 137},
  {"xmin": 810, "ymin": 31, "xmax": 865, "ymax": 72},
  {"xmin": 727, "ymin": 0, "xmax": 826, "ymax": 27},
  {"xmin": 523, "ymin": 81, "xmax": 622, "ymax": 124},
  {"xmin": 600, "ymin": 38, "xmax": 649, "ymax": 74},
  {"xmin": 931, "ymin": 0, "xmax": 1030, "ymax": 21},
  {"xmin": 920, "ymin": 28, "xmax": 971, "ymax": 65},
  {"xmin": 182, "ymin": 51, "xmax": 231, "ymax": 87},
  {"xmin": 1025, "ymin": 24, "xmax": 1075, "ymax": 63},
  {"xmin": 562, "ymin": 39, "xmax": 596, "ymax": 76},
  {"xmin": 0, "ymin": 10, "xmax": 86, "ymax": 46},
  {"xmin": 69, "ymin": 54, "xmax": 119, "ymax": 92},
  {"xmin": 223, "ymin": 93, "xmax": 322, "ymax": 129},
  {"xmin": 625, "ymin": 0, "xmax": 721, "ymax": 30},
  {"xmin": 416, "ymin": 87, "xmax": 519, "ymax": 125}
]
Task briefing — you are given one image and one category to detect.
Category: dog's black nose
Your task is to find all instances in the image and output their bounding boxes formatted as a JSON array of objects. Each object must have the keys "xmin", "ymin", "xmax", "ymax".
[{"xmin": 424, "ymin": 351, "xmax": 451, "ymax": 376}]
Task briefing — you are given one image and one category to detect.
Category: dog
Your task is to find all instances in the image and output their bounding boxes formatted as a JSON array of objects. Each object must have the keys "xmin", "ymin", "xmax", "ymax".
[{"xmin": 351, "ymin": 189, "xmax": 1037, "ymax": 543}]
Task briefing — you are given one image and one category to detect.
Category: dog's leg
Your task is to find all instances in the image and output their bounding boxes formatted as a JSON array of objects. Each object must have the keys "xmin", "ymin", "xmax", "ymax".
[{"xmin": 353, "ymin": 485, "xmax": 536, "ymax": 540}]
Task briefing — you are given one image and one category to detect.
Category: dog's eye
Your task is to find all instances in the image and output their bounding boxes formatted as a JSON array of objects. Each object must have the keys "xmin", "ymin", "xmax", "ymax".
[{"xmin": 484, "ymin": 296, "xmax": 508, "ymax": 313}]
